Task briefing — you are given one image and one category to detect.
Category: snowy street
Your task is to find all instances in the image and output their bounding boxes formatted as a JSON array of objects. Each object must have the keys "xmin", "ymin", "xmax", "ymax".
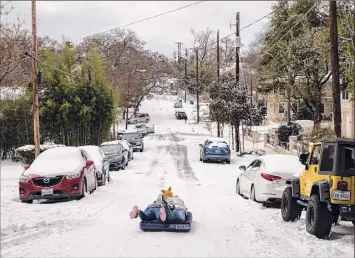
[{"xmin": 1, "ymin": 97, "xmax": 354, "ymax": 257}]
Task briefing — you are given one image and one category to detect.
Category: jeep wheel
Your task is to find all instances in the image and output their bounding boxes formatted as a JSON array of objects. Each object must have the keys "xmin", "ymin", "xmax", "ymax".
[
  {"xmin": 281, "ymin": 186, "xmax": 302, "ymax": 222},
  {"xmin": 306, "ymin": 194, "xmax": 333, "ymax": 239}
]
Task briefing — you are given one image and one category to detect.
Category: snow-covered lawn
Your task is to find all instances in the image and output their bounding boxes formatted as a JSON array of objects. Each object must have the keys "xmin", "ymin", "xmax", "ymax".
[{"xmin": 1, "ymin": 96, "xmax": 354, "ymax": 257}]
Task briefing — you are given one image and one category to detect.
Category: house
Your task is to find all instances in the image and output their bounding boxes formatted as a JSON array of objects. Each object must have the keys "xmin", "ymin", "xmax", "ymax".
[
  {"xmin": 265, "ymin": 81, "xmax": 333, "ymax": 124},
  {"xmin": 341, "ymin": 91, "xmax": 354, "ymax": 139}
]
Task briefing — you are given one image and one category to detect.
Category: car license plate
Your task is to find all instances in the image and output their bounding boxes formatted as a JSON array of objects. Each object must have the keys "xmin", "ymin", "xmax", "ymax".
[
  {"xmin": 332, "ymin": 190, "xmax": 351, "ymax": 200},
  {"xmin": 41, "ymin": 188, "xmax": 53, "ymax": 196},
  {"xmin": 215, "ymin": 150, "xmax": 220, "ymax": 154}
]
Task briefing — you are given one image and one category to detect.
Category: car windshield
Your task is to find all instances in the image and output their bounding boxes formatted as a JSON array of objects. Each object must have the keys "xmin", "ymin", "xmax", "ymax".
[
  {"xmin": 119, "ymin": 133, "xmax": 141, "ymax": 140},
  {"xmin": 100, "ymin": 145, "xmax": 119, "ymax": 153}
]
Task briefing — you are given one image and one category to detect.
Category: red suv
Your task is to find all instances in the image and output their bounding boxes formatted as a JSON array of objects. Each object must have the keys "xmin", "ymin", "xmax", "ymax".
[{"xmin": 19, "ymin": 146, "xmax": 97, "ymax": 203}]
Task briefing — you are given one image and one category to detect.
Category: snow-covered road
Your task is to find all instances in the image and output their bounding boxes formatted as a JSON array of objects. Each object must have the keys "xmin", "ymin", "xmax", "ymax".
[{"xmin": 1, "ymin": 96, "xmax": 354, "ymax": 257}]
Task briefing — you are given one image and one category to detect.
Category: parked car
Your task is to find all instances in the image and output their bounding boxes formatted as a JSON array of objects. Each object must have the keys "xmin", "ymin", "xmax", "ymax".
[
  {"xmin": 117, "ymin": 130, "xmax": 144, "ymax": 152},
  {"xmin": 134, "ymin": 123, "xmax": 155, "ymax": 136},
  {"xmin": 199, "ymin": 138, "xmax": 231, "ymax": 164},
  {"xmin": 174, "ymin": 101, "xmax": 182, "ymax": 108},
  {"xmin": 100, "ymin": 141, "xmax": 128, "ymax": 170},
  {"xmin": 236, "ymin": 154, "xmax": 304, "ymax": 207},
  {"xmin": 118, "ymin": 140, "xmax": 134, "ymax": 161},
  {"xmin": 175, "ymin": 109, "xmax": 187, "ymax": 120},
  {"xmin": 79, "ymin": 145, "xmax": 110, "ymax": 186},
  {"xmin": 128, "ymin": 113, "xmax": 150, "ymax": 124},
  {"xmin": 19, "ymin": 147, "xmax": 97, "ymax": 203}
]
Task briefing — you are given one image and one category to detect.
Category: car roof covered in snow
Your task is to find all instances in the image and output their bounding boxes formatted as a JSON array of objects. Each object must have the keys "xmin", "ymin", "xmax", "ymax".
[
  {"xmin": 100, "ymin": 140, "xmax": 121, "ymax": 146},
  {"xmin": 205, "ymin": 137, "xmax": 228, "ymax": 143},
  {"xmin": 207, "ymin": 141, "xmax": 229, "ymax": 148},
  {"xmin": 24, "ymin": 147, "xmax": 85, "ymax": 176},
  {"xmin": 258, "ymin": 154, "xmax": 304, "ymax": 175}
]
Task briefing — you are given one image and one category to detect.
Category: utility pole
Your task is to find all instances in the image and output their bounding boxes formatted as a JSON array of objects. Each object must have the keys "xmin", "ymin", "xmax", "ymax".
[
  {"xmin": 184, "ymin": 47, "xmax": 188, "ymax": 103},
  {"xmin": 216, "ymin": 29, "xmax": 221, "ymax": 137},
  {"xmin": 195, "ymin": 49, "xmax": 200, "ymax": 123},
  {"xmin": 125, "ymin": 72, "xmax": 131, "ymax": 130},
  {"xmin": 176, "ymin": 42, "xmax": 183, "ymax": 65},
  {"xmin": 329, "ymin": 0, "xmax": 342, "ymax": 137},
  {"xmin": 250, "ymin": 77, "xmax": 253, "ymax": 106},
  {"xmin": 31, "ymin": 0, "xmax": 40, "ymax": 158},
  {"xmin": 230, "ymin": 12, "xmax": 241, "ymax": 152}
]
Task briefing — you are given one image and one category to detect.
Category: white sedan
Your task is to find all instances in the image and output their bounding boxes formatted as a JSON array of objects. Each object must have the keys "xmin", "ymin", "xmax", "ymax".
[
  {"xmin": 236, "ymin": 154, "xmax": 304, "ymax": 206},
  {"xmin": 79, "ymin": 145, "xmax": 110, "ymax": 186}
]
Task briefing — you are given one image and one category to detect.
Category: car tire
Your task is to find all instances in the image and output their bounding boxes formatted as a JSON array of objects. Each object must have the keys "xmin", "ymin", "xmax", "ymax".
[
  {"xmin": 77, "ymin": 178, "xmax": 87, "ymax": 200},
  {"xmin": 107, "ymin": 171, "xmax": 111, "ymax": 182},
  {"xmin": 250, "ymin": 185, "xmax": 257, "ymax": 202},
  {"xmin": 236, "ymin": 180, "xmax": 241, "ymax": 196},
  {"xmin": 202, "ymin": 159, "xmax": 207, "ymax": 163},
  {"xmin": 140, "ymin": 147, "xmax": 144, "ymax": 152},
  {"xmin": 21, "ymin": 200, "xmax": 33, "ymax": 204},
  {"xmin": 281, "ymin": 186, "xmax": 302, "ymax": 222},
  {"xmin": 92, "ymin": 176, "xmax": 98, "ymax": 193},
  {"xmin": 226, "ymin": 160, "xmax": 231, "ymax": 164},
  {"xmin": 101, "ymin": 172, "xmax": 106, "ymax": 186},
  {"xmin": 305, "ymin": 194, "xmax": 333, "ymax": 239}
]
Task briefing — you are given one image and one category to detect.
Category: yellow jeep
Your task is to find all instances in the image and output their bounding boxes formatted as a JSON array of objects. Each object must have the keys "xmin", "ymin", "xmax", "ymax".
[{"xmin": 281, "ymin": 138, "xmax": 355, "ymax": 239}]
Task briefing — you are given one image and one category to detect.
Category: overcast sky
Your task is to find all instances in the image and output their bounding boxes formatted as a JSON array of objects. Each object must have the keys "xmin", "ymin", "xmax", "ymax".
[{"xmin": 4, "ymin": 1, "xmax": 275, "ymax": 57}]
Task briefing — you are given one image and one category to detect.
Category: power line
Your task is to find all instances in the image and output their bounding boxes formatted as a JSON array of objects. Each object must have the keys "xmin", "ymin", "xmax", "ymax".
[{"xmin": 73, "ymin": 1, "xmax": 204, "ymax": 44}]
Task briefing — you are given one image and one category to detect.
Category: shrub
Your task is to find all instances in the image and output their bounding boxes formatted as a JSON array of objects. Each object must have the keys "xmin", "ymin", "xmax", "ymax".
[
  {"xmin": 277, "ymin": 122, "xmax": 302, "ymax": 143},
  {"xmin": 15, "ymin": 142, "xmax": 65, "ymax": 164}
]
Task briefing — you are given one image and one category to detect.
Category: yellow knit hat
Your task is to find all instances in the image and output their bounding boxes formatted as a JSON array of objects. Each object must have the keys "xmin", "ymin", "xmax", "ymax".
[{"xmin": 161, "ymin": 186, "xmax": 173, "ymax": 198}]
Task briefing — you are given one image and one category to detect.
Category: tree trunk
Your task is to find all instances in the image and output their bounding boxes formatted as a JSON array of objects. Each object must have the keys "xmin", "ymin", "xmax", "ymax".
[
  {"xmin": 286, "ymin": 88, "xmax": 291, "ymax": 125},
  {"xmin": 235, "ymin": 121, "xmax": 240, "ymax": 152},
  {"xmin": 217, "ymin": 121, "xmax": 220, "ymax": 137}
]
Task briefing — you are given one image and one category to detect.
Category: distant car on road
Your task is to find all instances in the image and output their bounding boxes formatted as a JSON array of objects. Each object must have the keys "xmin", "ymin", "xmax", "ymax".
[
  {"xmin": 175, "ymin": 109, "xmax": 187, "ymax": 120},
  {"xmin": 79, "ymin": 145, "xmax": 110, "ymax": 186},
  {"xmin": 199, "ymin": 137, "xmax": 231, "ymax": 164},
  {"xmin": 134, "ymin": 123, "xmax": 155, "ymax": 136},
  {"xmin": 100, "ymin": 141, "xmax": 128, "ymax": 170},
  {"xmin": 117, "ymin": 130, "xmax": 144, "ymax": 152},
  {"xmin": 236, "ymin": 154, "xmax": 305, "ymax": 207},
  {"xmin": 128, "ymin": 113, "xmax": 150, "ymax": 124},
  {"xmin": 174, "ymin": 101, "xmax": 182, "ymax": 108},
  {"xmin": 19, "ymin": 147, "xmax": 97, "ymax": 203}
]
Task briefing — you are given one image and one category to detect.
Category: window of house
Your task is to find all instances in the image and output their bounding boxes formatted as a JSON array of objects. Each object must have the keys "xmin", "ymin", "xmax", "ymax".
[
  {"xmin": 279, "ymin": 104, "xmax": 284, "ymax": 113},
  {"xmin": 320, "ymin": 103, "xmax": 325, "ymax": 114},
  {"xmin": 342, "ymin": 90, "xmax": 349, "ymax": 100}
]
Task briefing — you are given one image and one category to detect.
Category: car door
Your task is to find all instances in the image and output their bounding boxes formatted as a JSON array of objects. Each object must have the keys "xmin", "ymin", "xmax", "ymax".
[
  {"xmin": 99, "ymin": 148, "xmax": 109, "ymax": 173},
  {"xmin": 248, "ymin": 160, "xmax": 262, "ymax": 192},
  {"xmin": 240, "ymin": 160, "xmax": 256, "ymax": 195},
  {"xmin": 81, "ymin": 150, "xmax": 94, "ymax": 188},
  {"xmin": 303, "ymin": 143, "xmax": 322, "ymax": 197},
  {"xmin": 200, "ymin": 140, "xmax": 208, "ymax": 159}
]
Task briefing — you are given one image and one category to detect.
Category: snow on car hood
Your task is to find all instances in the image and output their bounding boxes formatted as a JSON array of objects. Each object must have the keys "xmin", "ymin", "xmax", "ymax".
[{"xmin": 24, "ymin": 147, "xmax": 85, "ymax": 177}]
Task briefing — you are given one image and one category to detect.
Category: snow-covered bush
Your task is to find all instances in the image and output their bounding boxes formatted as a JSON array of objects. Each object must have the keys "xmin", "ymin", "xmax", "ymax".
[
  {"xmin": 277, "ymin": 122, "xmax": 302, "ymax": 143},
  {"xmin": 15, "ymin": 142, "xmax": 65, "ymax": 164}
]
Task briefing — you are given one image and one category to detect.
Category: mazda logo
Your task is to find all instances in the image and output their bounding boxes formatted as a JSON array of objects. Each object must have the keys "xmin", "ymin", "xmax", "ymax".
[{"xmin": 43, "ymin": 178, "xmax": 50, "ymax": 183}]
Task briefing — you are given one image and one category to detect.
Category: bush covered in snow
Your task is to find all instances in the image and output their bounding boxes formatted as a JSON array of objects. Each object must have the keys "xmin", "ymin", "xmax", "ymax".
[
  {"xmin": 15, "ymin": 143, "xmax": 65, "ymax": 164},
  {"xmin": 277, "ymin": 122, "xmax": 302, "ymax": 143}
]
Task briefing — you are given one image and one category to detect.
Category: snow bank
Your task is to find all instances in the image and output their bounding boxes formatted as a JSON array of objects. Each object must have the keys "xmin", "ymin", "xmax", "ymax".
[
  {"xmin": 24, "ymin": 147, "xmax": 85, "ymax": 176},
  {"xmin": 261, "ymin": 154, "xmax": 304, "ymax": 175}
]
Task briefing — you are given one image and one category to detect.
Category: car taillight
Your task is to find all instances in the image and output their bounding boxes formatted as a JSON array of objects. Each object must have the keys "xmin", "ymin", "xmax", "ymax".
[
  {"xmin": 261, "ymin": 173, "xmax": 282, "ymax": 181},
  {"xmin": 19, "ymin": 175, "xmax": 30, "ymax": 183},
  {"xmin": 66, "ymin": 172, "xmax": 81, "ymax": 179},
  {"xmin": 337, "ymin": 181, "xmax": 348, "ymax": 191}
]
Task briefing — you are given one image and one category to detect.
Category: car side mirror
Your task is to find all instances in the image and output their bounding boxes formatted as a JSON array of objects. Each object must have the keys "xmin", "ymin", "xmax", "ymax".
[
  {"xmin": 199, "ymin": 144, "xmax": 203, "ymax": 147},
  {"xmin": 24, "ymin": 164, "xmax": 30, "ymax": 170},
  {"xmin": 239, "ymin": 165, "xmax": 246, "ymax": 171},
  {"xmin": 299, "ymin": 153, "xmax": 308, "ymax": 165},
  {"xmin": 86, "ymin": 160, "xmax": 94, "ymax": 166}
]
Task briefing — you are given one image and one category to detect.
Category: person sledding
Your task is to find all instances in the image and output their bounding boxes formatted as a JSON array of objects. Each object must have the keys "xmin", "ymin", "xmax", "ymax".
[{"xmin": 129, "ymin": 187, "xmax": 187, "ymax": 223}]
